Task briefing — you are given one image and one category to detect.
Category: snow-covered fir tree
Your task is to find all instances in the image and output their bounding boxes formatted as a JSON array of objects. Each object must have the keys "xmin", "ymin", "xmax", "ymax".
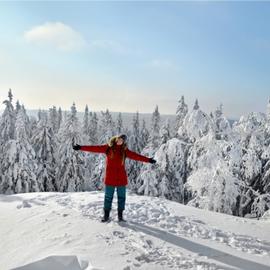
[
  {"xmin": 175, "ymin": 95, "xmax": 188, "ymax": 136},
  {"xmin": 21, "ymin": 105, "xmax": 32, "ymax": 138},
  {"xmin": 89, "ymin": 112, "xmax": 99, "ymax": 144},
  {"xmin": 142, "ymin": 105, "xmax": 161, "ymax": 157},
  {"xmin": 187, "ymin": 162, "xmax": 239, "ymax": 214},
  {"xmin": 154, "ymin": 138, "xmax": 187, "ymax": 202},
  {"xmin": 31, "ymin": 111, "xmax": 57, "ymax": 191},
  {"xmin": 57, "ymin": 107, "xmax": 62, "ymax": 132},
  {"xmin": 137, "ymin": 167, "xmax": 159, "ymax": 197},
  {"xmin": 49, "ymin": 106, "xmax": 59, "ymax": 134},
  {"xmin": 178, "ymin": 99, "xmax": 214, "ymax": 143},
  {"xmin": 0, "ymin": 90, "xmax": 16, "ymax": 193},
  {"xmin": 127, "ymin": 112, "xmax": 144, "ymax": 190},
  {"xmin": 140, "ymin": 119, "xmax": 149, "ymax": 150},
  {"xmin": 55, "ymin": 103, "xmax": 86, "ymax": 192},
  {"xmin": 149, "ymin": 105, "xmax": 161, "ymax": 149},
  {"xmin": 116, "ymin": 112, "xmax": 123, "ymax": 134},
  {"xmin": 0, "ymin": 108, "xmax": 38, "ymax": 194},
  {"xmin": 186, "ymin": 132, "xmax": 240, "ymax": 214},
  {"xmin": 98, "ymin": 109, "xmax": 115, "ymax": 143},
  {"xmin": 160, "ymin": 119, "xmax": 171, "ymax": 144},
  {"xmin": 251, "ymin": 193, "xmax": 270, "ymax": 218},
  {"xmin": 15, "ymin": 100, "xmax": 21, "ymax": 115},
  {"xmin": 213, "ymin": 104, "xmax": 231, "ymax": 140},
  {"xmin": 83, "ymin": 105, "xmax": 89, "ymax": 141},
  {"xmin": 0, "ymin": 89, "xmax": 16, "ymax": 141}
]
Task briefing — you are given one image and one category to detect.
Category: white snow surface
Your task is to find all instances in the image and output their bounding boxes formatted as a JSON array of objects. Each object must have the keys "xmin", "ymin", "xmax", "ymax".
[{"xmin": 0, "ymin": 192, "xmax": 270, "ymax": 270}]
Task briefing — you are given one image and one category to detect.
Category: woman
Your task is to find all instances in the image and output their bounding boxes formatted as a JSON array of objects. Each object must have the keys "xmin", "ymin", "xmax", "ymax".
[{"xmin": 73, "ymin": 134, "xmax": 156, "ymax": 222}]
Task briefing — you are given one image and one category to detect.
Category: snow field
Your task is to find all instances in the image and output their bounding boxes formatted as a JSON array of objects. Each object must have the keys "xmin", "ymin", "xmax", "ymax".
[{"xmin": 1, "ymin": 192, "xmax": 270, "ymax": 270}]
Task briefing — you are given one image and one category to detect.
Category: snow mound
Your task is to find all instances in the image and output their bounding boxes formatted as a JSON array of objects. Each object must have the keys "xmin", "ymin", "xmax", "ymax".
[{"xmin": 11, "ymin": 255, "xmax": 96, "ymax": 270}]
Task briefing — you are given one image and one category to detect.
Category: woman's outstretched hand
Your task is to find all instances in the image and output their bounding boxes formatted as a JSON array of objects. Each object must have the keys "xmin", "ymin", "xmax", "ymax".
[
  {"xmin": 149, "ymin": 157, "xmax": 157, "ymax": 164},
  {"xmin": 73, "ymin": 144, "xmax": 81, "ymax": 151}
]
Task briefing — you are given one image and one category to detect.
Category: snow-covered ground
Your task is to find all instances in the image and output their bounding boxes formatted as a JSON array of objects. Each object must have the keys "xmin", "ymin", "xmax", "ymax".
[{"xmin": 0, "ymin": 192, "xmax": 270, "ymax": 270}]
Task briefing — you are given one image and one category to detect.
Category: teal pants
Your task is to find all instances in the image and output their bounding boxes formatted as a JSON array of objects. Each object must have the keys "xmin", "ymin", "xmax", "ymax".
[{"xmin": 104, "ymin": 185, "xmax": 126, "ymax": 211}]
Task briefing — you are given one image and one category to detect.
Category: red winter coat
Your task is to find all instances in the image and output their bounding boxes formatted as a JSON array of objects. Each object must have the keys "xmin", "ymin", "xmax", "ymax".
[{"xmin": 80, "ymin": 144, "xmax": 150, "ymax": 186}]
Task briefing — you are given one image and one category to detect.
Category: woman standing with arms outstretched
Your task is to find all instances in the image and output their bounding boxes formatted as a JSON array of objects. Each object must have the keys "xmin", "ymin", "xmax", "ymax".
[{"xmin": 73, "ymin": 134, "xmax": 156, "ymax": 222}]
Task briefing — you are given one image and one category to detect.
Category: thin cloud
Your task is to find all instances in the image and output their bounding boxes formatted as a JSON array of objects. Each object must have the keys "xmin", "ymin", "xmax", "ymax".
[
  {"xmin": 149, "ymin": 59, "xmax": 174, "ymax": 69},
  {"xmin": 24, "ymin": 22, "xmax": 87, "ymax": 51},
  {"xmin": 90, "ymin": 39, "xmax": 134, "ymax": 55}
]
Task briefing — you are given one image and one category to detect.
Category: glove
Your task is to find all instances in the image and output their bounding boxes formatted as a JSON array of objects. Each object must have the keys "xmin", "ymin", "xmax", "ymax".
[
  {"xmin": 149, "ymin": 157, "xmax": 157, "ymax": 164},
  {"xmin": 73, "ymin": 144, "xmax": 81, "ymax": 151}
]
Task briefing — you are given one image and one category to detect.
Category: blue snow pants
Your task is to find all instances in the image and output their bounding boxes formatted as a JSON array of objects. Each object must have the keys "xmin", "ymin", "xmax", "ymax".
[{"xmin": 104, "ymin": 185, "xmax": 126, "ymax": 211}]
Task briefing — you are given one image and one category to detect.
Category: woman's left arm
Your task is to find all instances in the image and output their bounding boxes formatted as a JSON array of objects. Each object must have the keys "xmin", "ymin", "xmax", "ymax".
[{"xmin": 125, "ymin": 148, "xmax": 150, "ymax": 163}]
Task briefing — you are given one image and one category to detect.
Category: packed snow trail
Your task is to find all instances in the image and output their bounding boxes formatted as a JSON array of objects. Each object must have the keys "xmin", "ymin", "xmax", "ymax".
[{"xmin": 0, "ymin": 192, "xmax": 270, "ymax": 270}]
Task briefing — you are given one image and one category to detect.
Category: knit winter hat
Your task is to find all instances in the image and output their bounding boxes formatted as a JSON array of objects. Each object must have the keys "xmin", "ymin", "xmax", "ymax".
[{"xmin": 118, "ymin": 134, "xmax": 127, "ymax": 142}]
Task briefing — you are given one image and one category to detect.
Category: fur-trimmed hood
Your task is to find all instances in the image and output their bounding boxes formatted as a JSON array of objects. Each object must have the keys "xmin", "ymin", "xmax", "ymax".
[{"xmin": 107, "ymin": 135, "xmax": 127, "ymax": 148}]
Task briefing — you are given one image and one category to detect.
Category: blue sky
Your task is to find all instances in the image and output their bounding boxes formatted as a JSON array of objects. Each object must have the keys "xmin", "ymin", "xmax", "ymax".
[{"xmin": 0, "ymin": 1, "xmax": 270, "ymax": 118}]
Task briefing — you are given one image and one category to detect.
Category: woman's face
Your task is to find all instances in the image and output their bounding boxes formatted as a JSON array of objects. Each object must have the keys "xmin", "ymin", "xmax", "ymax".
[{"xmin": 116, "ymin": 137, "xmax": 124, "ymax": 145}]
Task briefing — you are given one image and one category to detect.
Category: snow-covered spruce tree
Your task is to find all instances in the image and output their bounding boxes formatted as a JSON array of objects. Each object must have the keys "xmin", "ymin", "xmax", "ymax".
[
  {"xmin": 181, "ymin": 101, "xmax": 241, "ymax": 214},
  {"xmin": 57, "ymin": 107, "xmax": 63, "ymax": 132},
  {"xmin": 178, "ymin": 99, "xmax": 214, "ymax": 143},
  {"xmin": 140, "ymin": 119, "xmax": 149, "ymax": 149},
  {"xmin": 160, "ymin": 119, "xmax": 171, "ymax": 144},
  {"xmin": 116, "ymin": 112, "xmax": 123, "ymax": 134},
  {"xmin": 88, "ymin": 109, "xmax": 119, "ymax": 190},
  {"xmin": 55, "ymin": 103, "xmax": 86, "ymax": 192},
  {"xmin": 83, "ymin": 105, "xmax": 89, "ymax": 141},
  {"xmin": 89, "ymin": 112, "xmax": 99, "ymax": 144},
  {"xmin": 28, "ymin": 116, "xmax": 38, "ymax": 143},
  {"xmin": 1, "ymin": 108, "xmax": 38, "ymax": 194},
  {"xmin": 232, "ymin": 112, "xmax": 266, "ymax": 215},
  {"xmin": 87, "ymin": 111, "xmax": 107, "ymax": 190},
  {"xmin": 179, "ymin": 100, "xmax": 215, "ymax": 200},
  {"xmin": 238, "ymin": 114, "xmax": 264, "ymax": 187},
  {"xmin": 251, "ymin": 193, "xmax": 270, "ymax": 218},
  {"xmin": 137, "ymin": 137, "xmax": 188, "ymax": 201},
  {"xmin": 31, "ymin": 111, "xmax": 57, "ymax": 191},
  {"xmin": 87, "ymin": 155, "xmax": 106, "ymax": 191},
  {"xmin": 262, "ymin": 145, "xmax": 270, "ymax": 193},
  {"xmin": 155, "ymin": 138, "xmax": 187, "ymax": 202},
  {"xmin": 142, "ymin": 105, "xmax": 161, "ymax": 157},
  {"xmin": 82, "ymin": 108, "xmax": 104, "ymax": 191},
  {"xmin": 212, "ymin": 104, "xmax": 231, "ymax": 140},
  {"xmin": 137, "ymin": 166, "xmax": 159, "ymax": 197},
  {"xmin": 15, "ymin": 100, "xmax": 21, "ymax": 115},
  {"xmin": 0, "ymin": 90, "xmax": 16, "ymax": 193},
  {"xmin": 185, "ymin": 128, "xmax": 240, "ymax": 214},
  {"xmin": 127, "ymin": 112, "xmax": 144, "ymax": 191},
  {"xmin": 175, "ymin": 95, "xmax": 188, "ymax": 136},
  {"xmin": 135, "ymin": 107, "xmax": 161, "ymax": 194},
  {"xmin": 0, "ymin": 89, "xmax": 16, "ymax": 142},
  {"xmin": 98, "ymin": 109, "xmax": 115, "ymax": 143},
  {"xmin": 150, "ymin": 105, "xmax": 161, "ymax": 149},
  {"xmin": 49, "ymin": 106, "xmax": 60, "ymax": 134},
  {"xmin": 187, "ymin": 161, "xmax": 239, "ymax": 214}
]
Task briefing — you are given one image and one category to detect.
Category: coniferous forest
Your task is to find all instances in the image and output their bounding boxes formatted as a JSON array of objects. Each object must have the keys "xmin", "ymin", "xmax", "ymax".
[{"xmin": 1, "ymin": 89, "xmax": 270, "ymax": 218}]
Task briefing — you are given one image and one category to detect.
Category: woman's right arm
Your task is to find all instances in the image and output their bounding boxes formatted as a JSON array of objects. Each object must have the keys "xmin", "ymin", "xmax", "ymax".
[{"xmin": 79, "ymin": 144, "xmax": 108, "ymax": 154}]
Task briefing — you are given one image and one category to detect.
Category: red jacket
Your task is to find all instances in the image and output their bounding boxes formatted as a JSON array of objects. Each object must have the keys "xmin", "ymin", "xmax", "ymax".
[{"xmin": 80, "ymin": 144, "xmax": 150, "ymax": 186}]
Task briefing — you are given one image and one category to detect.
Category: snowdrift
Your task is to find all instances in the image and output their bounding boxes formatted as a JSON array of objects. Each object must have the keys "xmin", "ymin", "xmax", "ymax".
[{"xmin": 1, "ymin": 191, "xmax": 270, "ymax": 270}]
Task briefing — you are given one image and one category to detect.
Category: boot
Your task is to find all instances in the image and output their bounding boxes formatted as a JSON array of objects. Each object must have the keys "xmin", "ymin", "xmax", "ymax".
[
  {"xmin": 118, "ymin": 209, "xmax": 126, "ymax": 222},
  {"xmin": 101, "ymin": 209, "xmax": 110, "ymax": 222}
]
